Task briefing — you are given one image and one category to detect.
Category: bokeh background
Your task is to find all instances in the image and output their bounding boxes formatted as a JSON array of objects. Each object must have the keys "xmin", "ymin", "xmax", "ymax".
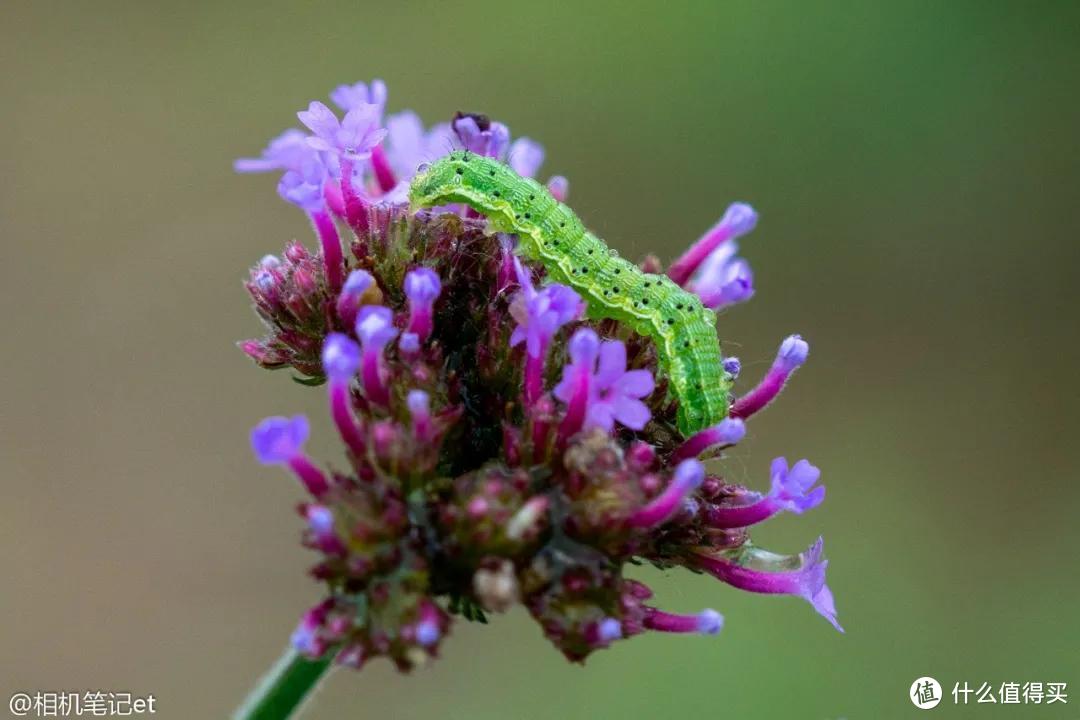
[{"xmin": 2, "ymin": 1, "xmax": 1078, "ymax": 718}]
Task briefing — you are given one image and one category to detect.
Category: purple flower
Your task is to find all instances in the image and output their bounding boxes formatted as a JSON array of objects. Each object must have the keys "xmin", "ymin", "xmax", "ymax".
[
  {"xmin": 251, "ymin": 415, "xmax": 310, "ymax": 465},
  {"xmin": 554, "ymin": 336, "xmax": 655, "ymax": 432},
  {"xmin": 672, "ymin": 417, "xmax": 746, "ymax": 462},
  {"xmin": 236, "ymin": 128, "xmax": 329, "ymax": 212},
  {"xmin": 414, "ymin": 619, "xmax": 441, "ymax": 647},
  {"xmin": 589, "ymin": 341, "xmax": 655, "ymax": 431},
  {"xmin": 722, "ymin": 356, "xmax": 742, "ymax": 378},
  {"xmin": 335, "ymin": 270, "xmax": 375, "ymax": 328},
  {"xmin": 509, "ymin": 259, "xmax": 584, "ymax": 404},
  {"xmin": 694, "ymin": 537, "xmax": 841, "ymax": 631},
  {"xmin": 330, "ymin": 79, "xmax": 388, "ymax": 115},
  {"xmin": 234, "ymin": 129, "xmax": 314, "ymax": 173},
  {"xmin": 691, "ymin": 241, "xmax": 754, "ymax": 310},
  {"xmin": 507, "ymin": 137, "xmax": 545, "ymax": 178},
  {"xmin": 404, "ymin": 268, "xmax": 441, "ymax": 303},
  {"xmin": 452, "ymin": 113, "xmax": 510, "ymax": 158},
  {"xmin": 322, "ymin": 333, "xmax": 361, "ymax": 382},
  {"xmin": 298, "ymin": 101, "xmax": 387, "ymax": 164},
  {"xmin": 509, "ymin": 261, "xmax": 584, "ymax": 358},
  {"xmin": 705, "ymin": 457, "xmax": 824, "ymax": 529},
  {"xmin": 355, "ymin": 306, "xmax": 398, "ymax": 349},
  {"xmin": 404, "ymin": 268, "xmax": 442, "ymax": 341},
  {"xmin": 565, "ymin": 328, "xmax": 600, "ymax": 365},
  {"xmin": 668, "ymin": 202, "xmax": 758, "ymax": 287},
  {"xmin": 306, "ymin": 504, "xmax": 335, "ymax": 536},
  {"xmin": 276, "ymin": 155, "xmax": 329, "ymax": 212},
  {"xmin": 554, "ymin": 328, "xmax": 601, "ymax": 441},
  {"xmin": 355, "ymin": 306, "xmax": 398, "ymax": 406},
  {"xmin": 290, "ymin": 611, "xmax": 324, "ymax": 656},
  {"xmin": 627, "ymin": 459, "xmax": 705, "ymax": 528},
  {"xmin": 810, "ymin": 583, "xmax": 843, "ymax": 633},
  {"xmin": 407, "ymin": 390, "xmax": 429, "ymax": 416},
  {"xmin": 731, "ymin": 334, "xmax": 809, "ymax": 419},
  {"xmin": 776, "ymin": 334, "xmax": 809, "ymax": 371},
  {"xmin": 596, "ymin": 618, "xmax": 622, "ymax": 644},
  {"xmin": 384, "ymin": 112, "xmax": 455, "ymax": 180},
  {"xmin": 451, "ymin": 113, "xmax": 548, "ymax": 179},
  {"xmin": 769, "ymin": 457, "xmax": 825, "ymax": 513},
  {"xmin": 250, "ymin": 415, "xmax": 328, "ymax": 497},
  {"xmin": 305, "ymin": 504, "xmax": 347, "ymax": 556},
  {"xmin": 252, "ymin": 269, "xmax": 277, "ymax": 296},
  {"xmin": 398, "ymin": 332, "xmax": 420, "ymax": 356},
  {"xmin": 643, "ymin": 607, "xmax": 724, "ymax": 636},
  {"xmin": 407, "ymin": 389, "xmax": 432, "ymax": 441},
  {"xmin": 695, "ymin": 608, "xmax": 724, "ymax": 635},
  {"xmin": 546, "ymin": 175, "xmax": 569, "ymax": 202},
  {"xmin": 509, "ymin": 260, "xmax": 584, "ymax": 358}
]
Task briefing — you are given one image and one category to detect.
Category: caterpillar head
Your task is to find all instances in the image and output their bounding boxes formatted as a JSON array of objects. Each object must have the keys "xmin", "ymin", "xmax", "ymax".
[
  {"xmin": 408, "ymin": 157, "xmax": 449, "ymax": 212},
  {"xmin": 409, "ymin": 152, "xmax": 507, "ymax": 215}
]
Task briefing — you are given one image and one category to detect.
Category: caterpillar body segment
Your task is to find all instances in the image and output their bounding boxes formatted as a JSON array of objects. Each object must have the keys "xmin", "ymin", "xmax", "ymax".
[{"xmin": 409, "ymin": 152, "xmax": 732, "ymax": 435}]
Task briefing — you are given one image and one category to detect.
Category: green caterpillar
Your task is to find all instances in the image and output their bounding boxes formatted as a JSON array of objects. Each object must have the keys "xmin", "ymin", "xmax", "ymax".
[{"xmin": 409, "ymin": 151, "xmax": 732, "ymax": 436}]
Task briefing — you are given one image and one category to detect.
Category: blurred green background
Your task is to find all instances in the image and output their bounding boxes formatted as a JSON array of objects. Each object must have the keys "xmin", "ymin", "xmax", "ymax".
[{"xmin": 2, "ymin": 1, "xmax": 1078, "ymax": 718}]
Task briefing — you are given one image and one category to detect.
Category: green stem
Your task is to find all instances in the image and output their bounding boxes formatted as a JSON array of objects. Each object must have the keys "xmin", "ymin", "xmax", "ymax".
[{"xmin": 233, "ymin": 647, "xmax": 334, "ymax": 720}]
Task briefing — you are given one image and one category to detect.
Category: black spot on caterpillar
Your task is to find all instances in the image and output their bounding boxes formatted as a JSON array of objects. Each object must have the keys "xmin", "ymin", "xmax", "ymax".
[{"xmin": 409, "ymin": 153, "xmax": 733, "ymax": 434}]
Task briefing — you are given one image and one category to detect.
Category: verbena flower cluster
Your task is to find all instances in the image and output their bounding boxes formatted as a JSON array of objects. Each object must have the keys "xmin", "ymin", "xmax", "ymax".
[{"xmin": 236, "ymin": 80, "xmax": 840, "ymax": 672}]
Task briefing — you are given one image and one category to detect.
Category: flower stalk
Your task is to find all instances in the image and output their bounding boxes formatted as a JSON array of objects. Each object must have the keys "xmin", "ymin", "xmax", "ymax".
[{"xmin": 231, "ymin": 647, "xmax": 333, "ymax": 720}]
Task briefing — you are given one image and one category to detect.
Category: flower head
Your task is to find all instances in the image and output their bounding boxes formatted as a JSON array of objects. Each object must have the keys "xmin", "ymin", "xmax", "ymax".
[{"xmin": 236, "ymin": 80, "xmax": 838, "ymax": 676}]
